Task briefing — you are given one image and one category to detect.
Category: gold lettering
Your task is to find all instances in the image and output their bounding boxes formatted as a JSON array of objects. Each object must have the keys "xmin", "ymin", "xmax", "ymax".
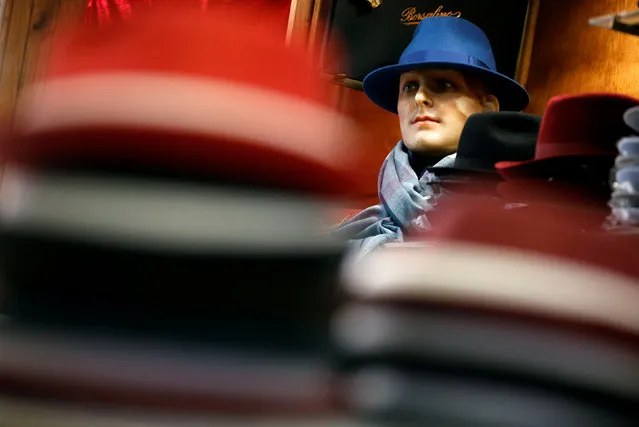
[
  {"xmin": 400, "ymin": 5, "xmax": 462, "ymax": 26},
  {"xmin": 401, "ymin": 7, "xmax": 418, "ymax": 22}
]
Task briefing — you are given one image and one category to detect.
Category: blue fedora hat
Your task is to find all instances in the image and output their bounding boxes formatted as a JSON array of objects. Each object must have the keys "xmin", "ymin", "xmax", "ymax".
[{"xmin": 363, "ymin": 17, "xmax": 529, "ymax": 114}]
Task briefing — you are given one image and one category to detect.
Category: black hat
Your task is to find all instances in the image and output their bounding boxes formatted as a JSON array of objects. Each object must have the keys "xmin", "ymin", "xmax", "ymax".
[{"xmin": 430, "ymin": 111, "xmax": 541, "ymax": 179}]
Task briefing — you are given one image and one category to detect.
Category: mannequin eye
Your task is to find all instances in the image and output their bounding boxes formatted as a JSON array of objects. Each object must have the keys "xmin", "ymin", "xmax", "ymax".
[
  {"xmin": 432, "ymin": 78, "xmax": 457, "ymax": 92},
  {"xmin": 401, "ymin": 81, "xmax": 419, "ymax": 93}
]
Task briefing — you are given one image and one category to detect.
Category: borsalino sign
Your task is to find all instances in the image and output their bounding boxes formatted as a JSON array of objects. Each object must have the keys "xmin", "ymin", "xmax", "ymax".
[
  {"xmin": 322, "ymin": 0, "xmax": 531, "ymax": 84},
  {"xmin": 401, "ymin": 5, "xmax": 462, "ymax": 25}
]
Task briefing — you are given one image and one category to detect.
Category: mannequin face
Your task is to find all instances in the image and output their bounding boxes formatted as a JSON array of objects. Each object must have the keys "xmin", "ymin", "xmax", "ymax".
[{"xmin": 397, "ymin": 68, "xmax": 499, "ymax": 155}]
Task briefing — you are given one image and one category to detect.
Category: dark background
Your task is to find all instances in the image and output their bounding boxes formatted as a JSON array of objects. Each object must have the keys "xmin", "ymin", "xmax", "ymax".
[{"xmin": 323, "ymin": 0, "xmax": 531, "ymax": 83}]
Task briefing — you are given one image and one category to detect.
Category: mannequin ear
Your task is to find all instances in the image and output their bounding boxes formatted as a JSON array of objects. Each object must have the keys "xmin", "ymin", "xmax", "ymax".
[{"xmin": 482, "ymin": 94, "xmax": 500, "ymax": 112}]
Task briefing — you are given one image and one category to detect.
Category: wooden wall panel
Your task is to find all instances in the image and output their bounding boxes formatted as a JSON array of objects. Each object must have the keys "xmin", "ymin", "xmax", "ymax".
[
  {"xmin": 286, "ymin": 0, "xmax": 315, "ymax": 48},
  {"xmin": 0, "ymin": 0, "xmax": 87, "ymax": 124},
  {"xmin": 524, "ymin": 0, "xmax": 639, "ymax": 114},
  {"xmin": 19, "ymin": 0, "xmax": 60, "ymax": 93},
  {"xmin": 0, "ymin": 0, "xmax": 34, "ymax": 123}
]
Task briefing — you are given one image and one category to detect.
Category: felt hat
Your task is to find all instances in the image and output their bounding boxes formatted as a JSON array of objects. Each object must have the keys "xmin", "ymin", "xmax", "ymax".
[
  {"xmin": 7, "ymin": 5, "xmax": 364, "ymax": 197},
  {"xmin": 362, "ymin": 16, "xmax": 529, "ymax": 114},
  {"xmin": 495, "ymin": 93, "xmax": 639, "ymax": 181},
  {"xmin": 431, "ymin": 111, "xmax": 540, "ymax": 178}
]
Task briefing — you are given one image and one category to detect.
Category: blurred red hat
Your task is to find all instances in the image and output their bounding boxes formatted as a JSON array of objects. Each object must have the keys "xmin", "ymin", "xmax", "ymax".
[
  {"xmin": 495, "ymin": 93, "xmax": 639, "ymax": 181},
  {"xmin": 84, "ymin": 0, "xmax": 292, "ymax": 32},
  {"xmin": 344, "ymin": 197, "xmax": 639, "ymax": 336},
  {"xmin": 493, "ymin": 179, "xmax": 611, "ymax": 233},
  {"xmin": 7, "ymin": 4, "xmax": 362, "ymax": 197}
]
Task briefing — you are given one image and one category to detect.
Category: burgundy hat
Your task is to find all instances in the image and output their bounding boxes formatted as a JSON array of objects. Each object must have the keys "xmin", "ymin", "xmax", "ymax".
[
  {"xmin": 6, "ymin": 5, "xmax": 364, "ymax": 197},
  {"xmin": 495, "ymin": 93, "xmax": 639, "ymax": 180}
]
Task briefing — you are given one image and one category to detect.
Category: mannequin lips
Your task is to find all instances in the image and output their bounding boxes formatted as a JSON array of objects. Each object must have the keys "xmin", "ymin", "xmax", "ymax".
[{"xmin": 412, "ymin": 114, "xmax": 440, "ymax": 126}]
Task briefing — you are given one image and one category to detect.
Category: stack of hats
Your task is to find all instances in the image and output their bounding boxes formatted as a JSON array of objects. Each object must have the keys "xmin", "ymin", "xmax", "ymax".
[
  {"xmin": 418, "ymin": 93, "xmax": 639, "ymax": 236},
  {"xmin": 608, "ymin": 106, "xmax": 639, "ymax": 228},
  {"xmin": 0, "ymin": 5, "xmax": 364, "ymax": 423},
  {"xmin": 333, "ymin": 200, "xmax": 639, "ymax": 427},
  {"xmin": 490, "ymin": 93, "xmax": 639, "ymax": 234}
]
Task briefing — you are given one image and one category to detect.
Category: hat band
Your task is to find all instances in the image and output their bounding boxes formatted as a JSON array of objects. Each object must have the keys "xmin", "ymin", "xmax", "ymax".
[{"xmin": 400, "ymin": 49, "xmax": 492, "ymax": 70}]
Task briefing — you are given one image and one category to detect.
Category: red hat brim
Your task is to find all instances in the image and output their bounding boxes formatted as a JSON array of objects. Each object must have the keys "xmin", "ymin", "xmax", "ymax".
[{"xmin": 495, "ymin": 153, "xmax": 616, "ymax": 180}]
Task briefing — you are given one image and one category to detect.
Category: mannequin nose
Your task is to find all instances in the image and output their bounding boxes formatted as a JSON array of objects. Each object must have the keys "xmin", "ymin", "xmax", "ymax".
[{"xmin": 415, "ymin": 88, "xmax": 433, "ymax": 107}]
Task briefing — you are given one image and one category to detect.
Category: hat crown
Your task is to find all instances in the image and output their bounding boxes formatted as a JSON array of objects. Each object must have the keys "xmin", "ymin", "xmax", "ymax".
[
  {"xmin": 399, "ymin": 17, "xmax": 496, "ymax": 71},
  {"xmin": 623, "ymin": 105, "xmax": 639, "ymax": 133},
  {"xmin": 536, "ymin": 93, "xmax": 639, "ymax": 155},
  {"xmin": 43, "ymin": 6, "xmax": 331, "ymax": 108},
  {"xmin": 454, "ymin": 112, "xmax": 540, "ymax": 171}
]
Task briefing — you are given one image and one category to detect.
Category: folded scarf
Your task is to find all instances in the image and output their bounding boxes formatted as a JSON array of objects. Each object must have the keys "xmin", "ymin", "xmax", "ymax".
[{"xmin": 334, "ymin": 141, "xmax": 455, "ymax": 258}]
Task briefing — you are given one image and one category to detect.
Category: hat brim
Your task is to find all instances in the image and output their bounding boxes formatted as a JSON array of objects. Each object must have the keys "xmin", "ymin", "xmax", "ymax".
[
  {"xmin": 363, "ymin": 62, "xmax": 529, "ymax": 114},
  {"xmin": 623, "ymin": 105, "xmax": 639, "ymax": 133},
  {"xmin": 429, "ymin": 166, "xmax": 502, "ymax": 179},
  {"xmin": 496, "ymin": 179, "xmax": 611, "ymax": 208},
  {"xmin": 495, "ymin": 154, "xmax": 616, "ymax": 181}
]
